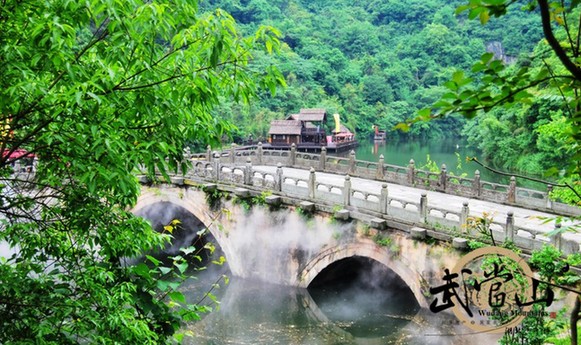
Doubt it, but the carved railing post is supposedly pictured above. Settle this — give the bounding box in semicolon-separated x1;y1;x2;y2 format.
308;168;316;199
206;145;212;162
179;147;190;176
230;144;236;164
460;201;469;232
257;142;263;165
31;157;38;173
213;154;221;181
379;183;388;214
244;157;252;185
420;193;428;223
13;160;22;174
508;176;516;203
348;150;356;175
551;223;562;251
376;154;385;179
290;143;296;167
276;163;283;192
319;147;326;171
439;164;447;192
473;170;481;197
343;175;351;206
546;184;554;210
407;159;415;185
505;211;514;242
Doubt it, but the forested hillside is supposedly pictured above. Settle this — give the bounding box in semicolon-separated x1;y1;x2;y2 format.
199;0;542;143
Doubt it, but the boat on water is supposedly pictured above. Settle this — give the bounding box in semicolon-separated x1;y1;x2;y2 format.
266;109;358;152
373;125;387;141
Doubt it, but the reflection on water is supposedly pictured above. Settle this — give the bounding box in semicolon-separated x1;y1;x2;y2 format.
182;267;501;345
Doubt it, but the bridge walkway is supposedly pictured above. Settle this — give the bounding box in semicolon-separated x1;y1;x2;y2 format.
253;165;581;244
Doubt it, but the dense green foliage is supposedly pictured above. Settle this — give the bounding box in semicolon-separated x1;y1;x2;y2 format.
0;0;282;343
199;0;543;141
419;1;581;343
409;0;581;195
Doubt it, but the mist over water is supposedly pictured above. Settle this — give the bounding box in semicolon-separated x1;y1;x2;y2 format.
308;256;420;339
184;271;499;345
137;202;501;344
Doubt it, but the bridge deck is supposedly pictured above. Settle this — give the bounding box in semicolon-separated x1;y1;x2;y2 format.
253;165;581;244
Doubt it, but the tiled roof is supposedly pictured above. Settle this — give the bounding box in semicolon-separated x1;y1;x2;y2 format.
268;120;302;135
296;108;327;122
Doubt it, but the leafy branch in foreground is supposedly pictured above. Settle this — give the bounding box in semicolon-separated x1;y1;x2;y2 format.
402;1;581;177
400;1;581;343
0;0;283;343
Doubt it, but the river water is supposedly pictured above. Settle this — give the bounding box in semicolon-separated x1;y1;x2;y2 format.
349;138;546;191
169;138;515;344
181;265;501;345
167;221;503;344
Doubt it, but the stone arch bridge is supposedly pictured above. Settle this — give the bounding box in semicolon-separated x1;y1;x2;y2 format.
133;184;461;309
132;145;581;308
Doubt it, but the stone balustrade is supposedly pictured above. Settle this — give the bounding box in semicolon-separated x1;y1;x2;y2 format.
208;143;581;217
184;153;579;256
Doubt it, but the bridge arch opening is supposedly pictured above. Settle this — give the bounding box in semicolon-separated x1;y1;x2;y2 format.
134;201;227;269
306;256;420;338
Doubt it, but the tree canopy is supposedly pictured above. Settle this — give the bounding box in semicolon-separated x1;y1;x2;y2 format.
0;0;283;343
406;1;581;342
403;1;581;187
199;0;543;141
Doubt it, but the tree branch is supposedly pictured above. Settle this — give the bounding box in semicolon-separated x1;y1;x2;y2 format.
538;0;581;81
112;59;241;92
469;157;581;201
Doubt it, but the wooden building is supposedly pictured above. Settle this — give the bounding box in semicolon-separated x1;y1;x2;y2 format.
268;120;303;145
267;108;356;152
269;109;328;147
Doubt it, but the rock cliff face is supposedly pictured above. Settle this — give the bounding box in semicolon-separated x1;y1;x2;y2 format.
486;41;517;64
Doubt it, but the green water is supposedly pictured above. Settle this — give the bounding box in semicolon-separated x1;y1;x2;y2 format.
182;273;496;345
349;138;547;191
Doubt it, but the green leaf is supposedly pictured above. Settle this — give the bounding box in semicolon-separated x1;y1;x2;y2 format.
443;81;458;91
134;263;151;279
146;255;161;267
175;261;188;274
418;108;431;120
481;52;494;64
169;291;187;304
157;279;170;292
479;10;490;24
158;266;171;275
180;246;196;255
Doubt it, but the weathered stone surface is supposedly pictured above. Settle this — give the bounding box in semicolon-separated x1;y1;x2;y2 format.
170;176;184;185
234;188;251;198
410;227;427;240
135;184;467;310
203;183;217;192
299;201;315;212
370;218;387;230
452;237;469;250
334;209;350;220
136;175;149;184
265;195;282;206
